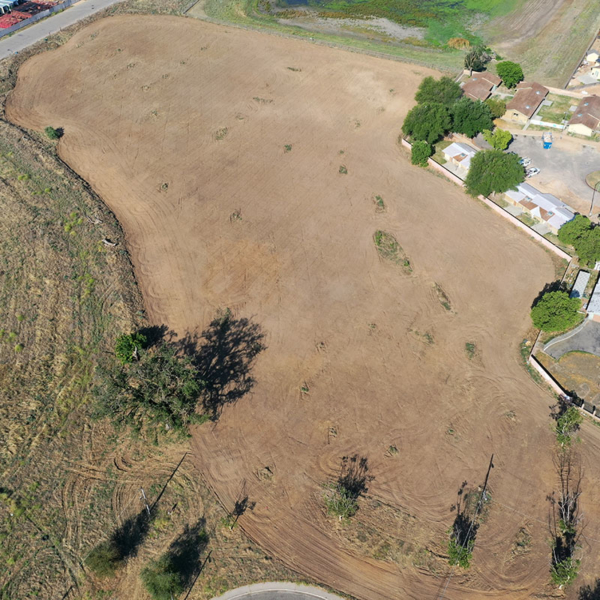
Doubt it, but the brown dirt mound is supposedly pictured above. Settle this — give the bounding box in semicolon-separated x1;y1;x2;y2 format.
7;14;600;599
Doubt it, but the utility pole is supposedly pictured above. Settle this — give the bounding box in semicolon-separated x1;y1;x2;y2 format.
436;455;495;600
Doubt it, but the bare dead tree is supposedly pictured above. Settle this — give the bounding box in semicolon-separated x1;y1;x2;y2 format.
548;448;584;587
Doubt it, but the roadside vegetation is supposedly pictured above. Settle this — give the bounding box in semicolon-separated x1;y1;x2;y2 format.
558;216;600;268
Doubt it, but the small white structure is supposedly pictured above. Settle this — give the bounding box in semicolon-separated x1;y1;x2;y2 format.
587;278;600;321
571;270;590;299
504;182;575;234
442;142;478;175
587;51;600;64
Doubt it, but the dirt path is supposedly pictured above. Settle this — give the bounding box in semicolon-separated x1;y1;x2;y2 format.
7;15;600;598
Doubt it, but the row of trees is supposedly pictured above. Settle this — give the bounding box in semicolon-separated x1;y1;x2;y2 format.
404;76;525;198
403;76;496;146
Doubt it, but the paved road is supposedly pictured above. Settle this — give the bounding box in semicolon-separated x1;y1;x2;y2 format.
212;583;346;600
0;0;125;60
544;319;600;360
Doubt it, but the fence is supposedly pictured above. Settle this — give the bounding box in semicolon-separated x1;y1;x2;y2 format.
0;0;77;40
400;137;572;262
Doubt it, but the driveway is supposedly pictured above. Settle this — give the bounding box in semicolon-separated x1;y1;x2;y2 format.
543;319;600;360
212;583;346;600
507;134;600;216
0;0;125;61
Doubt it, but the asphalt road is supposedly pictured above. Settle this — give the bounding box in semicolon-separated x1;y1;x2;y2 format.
0;0;125;60
212;583;346;600
508;135;599;208
544;319;600;360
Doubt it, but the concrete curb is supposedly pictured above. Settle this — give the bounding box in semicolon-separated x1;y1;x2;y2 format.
211;583;346;600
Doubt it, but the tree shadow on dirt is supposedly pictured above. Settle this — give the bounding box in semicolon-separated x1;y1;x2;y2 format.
177;309;266;419
166;518;209;590
111;510;153;561
137;324;173;348
531;280;565;309
338;454;372;498
579;580;600;599
450;481;479;538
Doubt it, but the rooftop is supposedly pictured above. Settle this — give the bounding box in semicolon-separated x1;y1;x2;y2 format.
506;82;549;118
461;71;502;101
568;95;600;131
571;271;591;299
588;278;600;314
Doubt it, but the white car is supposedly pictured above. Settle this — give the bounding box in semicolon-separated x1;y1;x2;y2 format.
526;167;541;178
519;157;532;167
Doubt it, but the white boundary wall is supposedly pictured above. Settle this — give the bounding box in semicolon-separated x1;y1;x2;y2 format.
400;138;572;262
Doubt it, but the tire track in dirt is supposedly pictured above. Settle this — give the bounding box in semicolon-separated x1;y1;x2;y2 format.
8;15;600;599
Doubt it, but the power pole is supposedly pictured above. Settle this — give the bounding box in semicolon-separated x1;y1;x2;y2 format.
436;455;495;600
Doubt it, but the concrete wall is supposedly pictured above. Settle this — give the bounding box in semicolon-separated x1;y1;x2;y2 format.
567;123;595;137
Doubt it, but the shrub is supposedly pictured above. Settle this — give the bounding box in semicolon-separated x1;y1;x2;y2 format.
323;482;359;520
44;126;61;140
448;536;474;568
451;98;494;138
141;555;184;600
496;61;524;88
448;37;470;49
86;541;121;578
465;150;524;197
464;44;491;73
551;556;580;588
555;406;583;446
411;141;432;166
484;97;507;119
482;128;512;150
402;103;451;144
115;332;148;364
530;291;582;332
414;76;462;106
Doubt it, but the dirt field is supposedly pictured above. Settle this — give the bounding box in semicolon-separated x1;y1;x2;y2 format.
482;0;600;87
8;14;600;599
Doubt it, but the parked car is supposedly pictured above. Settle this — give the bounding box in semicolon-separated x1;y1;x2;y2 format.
526;167;541;178
519;157;532;167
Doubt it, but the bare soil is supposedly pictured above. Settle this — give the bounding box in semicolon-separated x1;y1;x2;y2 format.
8;15;600;599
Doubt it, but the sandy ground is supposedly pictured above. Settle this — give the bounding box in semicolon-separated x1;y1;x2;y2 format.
8;15;600;599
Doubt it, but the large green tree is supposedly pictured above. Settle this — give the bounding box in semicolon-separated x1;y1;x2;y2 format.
558;216;600;267
452;98;494;138
402;103;451;144
93;342;206;439
465;150;524;197
496;61;524;88
530;291;582;332
558;215;592;246
415;76;463;106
